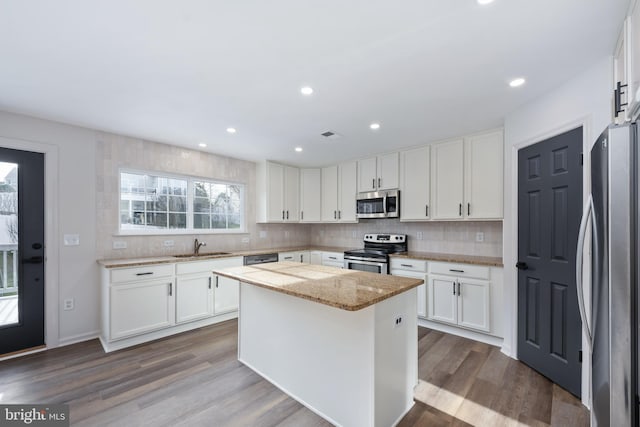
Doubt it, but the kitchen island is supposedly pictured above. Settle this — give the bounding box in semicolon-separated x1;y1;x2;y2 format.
213;261;423;427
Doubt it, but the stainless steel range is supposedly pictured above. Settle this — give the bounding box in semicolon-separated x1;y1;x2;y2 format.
343;234;407;275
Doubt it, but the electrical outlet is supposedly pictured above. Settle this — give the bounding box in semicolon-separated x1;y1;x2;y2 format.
476;232;485;242
394;315;403;328
241;237;250;243
113;241;127;249
63;234;80;246
63;298;74;311
416;232;423;240
163;240;174;247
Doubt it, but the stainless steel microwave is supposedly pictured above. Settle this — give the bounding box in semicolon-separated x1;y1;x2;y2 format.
356;190;399;219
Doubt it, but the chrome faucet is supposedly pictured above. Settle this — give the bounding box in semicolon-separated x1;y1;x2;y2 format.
194;238;207;255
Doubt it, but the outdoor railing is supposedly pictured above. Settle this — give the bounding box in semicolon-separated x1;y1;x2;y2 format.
0;244;18;297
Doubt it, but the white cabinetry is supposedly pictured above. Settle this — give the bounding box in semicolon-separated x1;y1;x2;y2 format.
278;251;311;263
613;2;640;121
357;152;399;192
321;161;357;222
321;251;344;268
310;251;322;265
175;275;213;324
430;131;503;220
257;161;299;223
427;262;491;333
390;258;427;318
300;168;321;222
400;146;430;221
210;257;243;314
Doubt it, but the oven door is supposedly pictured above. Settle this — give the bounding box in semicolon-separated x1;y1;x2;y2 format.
344;258;388;274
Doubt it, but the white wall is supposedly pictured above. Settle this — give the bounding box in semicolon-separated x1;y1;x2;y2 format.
502;56;613;405
0;110;98;346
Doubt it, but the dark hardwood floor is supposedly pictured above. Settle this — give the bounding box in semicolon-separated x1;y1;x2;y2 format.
0;320;589;426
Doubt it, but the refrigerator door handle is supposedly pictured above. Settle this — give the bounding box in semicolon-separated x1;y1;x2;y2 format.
576;194;594;348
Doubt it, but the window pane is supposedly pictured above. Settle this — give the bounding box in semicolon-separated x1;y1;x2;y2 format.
169;213;187;229
193;214;210;229
146;212;167;228
194;197;210;213
169;196;187;212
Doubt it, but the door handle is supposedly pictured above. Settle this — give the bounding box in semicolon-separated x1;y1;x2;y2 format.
515;262;529;270
22;256;43;264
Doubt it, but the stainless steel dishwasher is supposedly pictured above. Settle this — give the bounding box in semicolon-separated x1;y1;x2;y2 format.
243;253;278;266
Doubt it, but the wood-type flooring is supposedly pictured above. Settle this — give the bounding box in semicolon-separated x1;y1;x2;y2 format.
0;320;589;426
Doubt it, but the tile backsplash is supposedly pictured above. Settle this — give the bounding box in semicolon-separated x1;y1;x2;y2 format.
96;132;502;260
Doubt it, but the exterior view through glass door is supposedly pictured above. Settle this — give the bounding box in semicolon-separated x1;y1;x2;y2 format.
0;147;45;355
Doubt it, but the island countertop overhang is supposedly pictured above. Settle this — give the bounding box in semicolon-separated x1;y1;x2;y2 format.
213;261;424;311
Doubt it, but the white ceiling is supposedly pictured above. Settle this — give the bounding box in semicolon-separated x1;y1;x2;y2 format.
0;0;629;167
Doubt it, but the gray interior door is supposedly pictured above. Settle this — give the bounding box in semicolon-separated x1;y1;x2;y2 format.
517;127;583;397
0;147;45;355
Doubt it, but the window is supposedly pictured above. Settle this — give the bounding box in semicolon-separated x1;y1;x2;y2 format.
119;171;244;233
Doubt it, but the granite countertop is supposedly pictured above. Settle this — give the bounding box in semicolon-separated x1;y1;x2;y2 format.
98;246;503;268
214;261;424;311
390;251;503;267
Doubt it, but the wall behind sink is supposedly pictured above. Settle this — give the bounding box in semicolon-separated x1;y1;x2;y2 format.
96;132;311;259
309;220;502;257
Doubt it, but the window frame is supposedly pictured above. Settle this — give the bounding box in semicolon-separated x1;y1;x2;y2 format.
117;168;247;236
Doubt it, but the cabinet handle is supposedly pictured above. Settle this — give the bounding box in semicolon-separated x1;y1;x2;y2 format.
208;277;212;289
284;256;293;260
136;272;153;276
457;282;461;296
459;203;462;216
426;205;429;217
286;210;289;220
467;203;470;216
378;177;381;188
400;264;414;268
282;210;285;220
300;254;303;262
334;210;337;219
169;283;173;296
216;276;219;288
329;256;337;260
301;211;304;220
449;269;464;273
452;282;456;295
338;210;341;219
372;178;375;189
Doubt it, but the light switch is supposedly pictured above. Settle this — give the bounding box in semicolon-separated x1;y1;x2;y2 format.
63;234;80;246
113;241;127;249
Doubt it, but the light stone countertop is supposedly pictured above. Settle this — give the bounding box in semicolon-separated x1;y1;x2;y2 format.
214;261;424;311
97;246;503;268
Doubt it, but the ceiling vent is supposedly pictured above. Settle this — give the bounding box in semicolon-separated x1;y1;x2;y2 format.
321;130;342;140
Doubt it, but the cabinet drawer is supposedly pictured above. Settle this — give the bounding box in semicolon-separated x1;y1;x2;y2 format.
110;264;174;284
322;252;344;263
390;258;427;272
176;260;216;275
279;252;298;262
429;262;490;280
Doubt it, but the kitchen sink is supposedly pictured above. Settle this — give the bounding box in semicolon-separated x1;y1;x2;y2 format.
174;252;231;258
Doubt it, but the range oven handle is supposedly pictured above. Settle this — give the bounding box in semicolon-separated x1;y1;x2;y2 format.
383;193;387;215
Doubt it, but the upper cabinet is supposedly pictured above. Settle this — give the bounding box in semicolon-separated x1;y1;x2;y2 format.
256;161;299;223
464;130;503;219
322;161;357;222
431;139;464;220
400;146;431;220
300;168;321;222
357;153;399;192
614;2;640;122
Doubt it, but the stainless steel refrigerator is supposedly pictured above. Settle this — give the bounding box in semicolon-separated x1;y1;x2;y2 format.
577;123;639;426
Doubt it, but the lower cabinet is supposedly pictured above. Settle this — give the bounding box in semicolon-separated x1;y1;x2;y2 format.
390;258;428;318
321;251;344;268
214;274;240;314
175;274;213;324
278;251;311;263
110;278;175;340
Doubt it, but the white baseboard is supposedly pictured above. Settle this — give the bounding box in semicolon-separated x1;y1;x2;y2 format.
57;330;100;348
418;318;504;348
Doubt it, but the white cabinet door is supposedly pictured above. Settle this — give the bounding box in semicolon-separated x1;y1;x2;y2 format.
110;279;174;340
431;139;464;219
464;131;503;219
176;275;213;324
310;251;322;265
377;152;399;190
300;251;311;263
400;146;430;220
267;162;285;222
391;268;427;318
214;275;239;314
300;168;321;222
357;157;377;192
457;278;490;332
615;19;630;123
338;161;357;222
321;165;338;222
284;165;299;222
279;251;299;262
427;275;457;325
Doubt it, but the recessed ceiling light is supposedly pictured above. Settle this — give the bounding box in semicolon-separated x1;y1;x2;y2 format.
295;147;303;152
477;0;494;4
226;127;237;134
509;77;526;88
300;86;314;96
198;143;207;148
370;123;381;130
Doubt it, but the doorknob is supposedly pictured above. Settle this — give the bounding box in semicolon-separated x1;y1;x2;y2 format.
515;262;529;270
22;256;44;264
